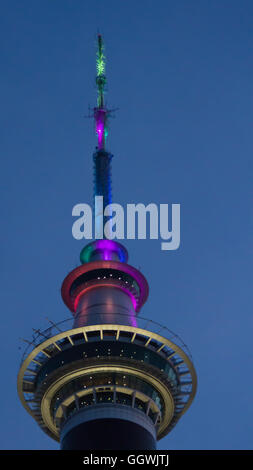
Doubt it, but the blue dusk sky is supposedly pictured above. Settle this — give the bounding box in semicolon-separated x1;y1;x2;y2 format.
0;0;252;449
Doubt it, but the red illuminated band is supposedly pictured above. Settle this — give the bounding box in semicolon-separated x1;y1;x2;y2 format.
61;260;149;313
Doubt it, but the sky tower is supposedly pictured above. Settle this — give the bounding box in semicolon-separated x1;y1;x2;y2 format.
17;35;197;450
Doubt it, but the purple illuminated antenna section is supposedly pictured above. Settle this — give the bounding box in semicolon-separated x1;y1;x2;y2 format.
95;108;107;150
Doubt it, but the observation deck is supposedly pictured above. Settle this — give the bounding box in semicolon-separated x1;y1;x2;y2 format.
18;313;197;448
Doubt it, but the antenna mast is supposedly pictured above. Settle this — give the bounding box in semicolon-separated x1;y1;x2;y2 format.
94;34;108;150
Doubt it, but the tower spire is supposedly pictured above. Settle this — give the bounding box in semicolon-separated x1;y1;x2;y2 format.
92;34;113;239
94;34;108;150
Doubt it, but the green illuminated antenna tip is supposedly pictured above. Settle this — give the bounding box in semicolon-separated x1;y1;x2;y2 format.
96;34;106;77
95;34;107;109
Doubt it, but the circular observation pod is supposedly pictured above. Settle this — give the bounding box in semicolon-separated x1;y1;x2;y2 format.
61;261;149;328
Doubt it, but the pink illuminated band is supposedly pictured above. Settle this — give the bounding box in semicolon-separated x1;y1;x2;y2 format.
73;282;138;312
61;260;149;313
